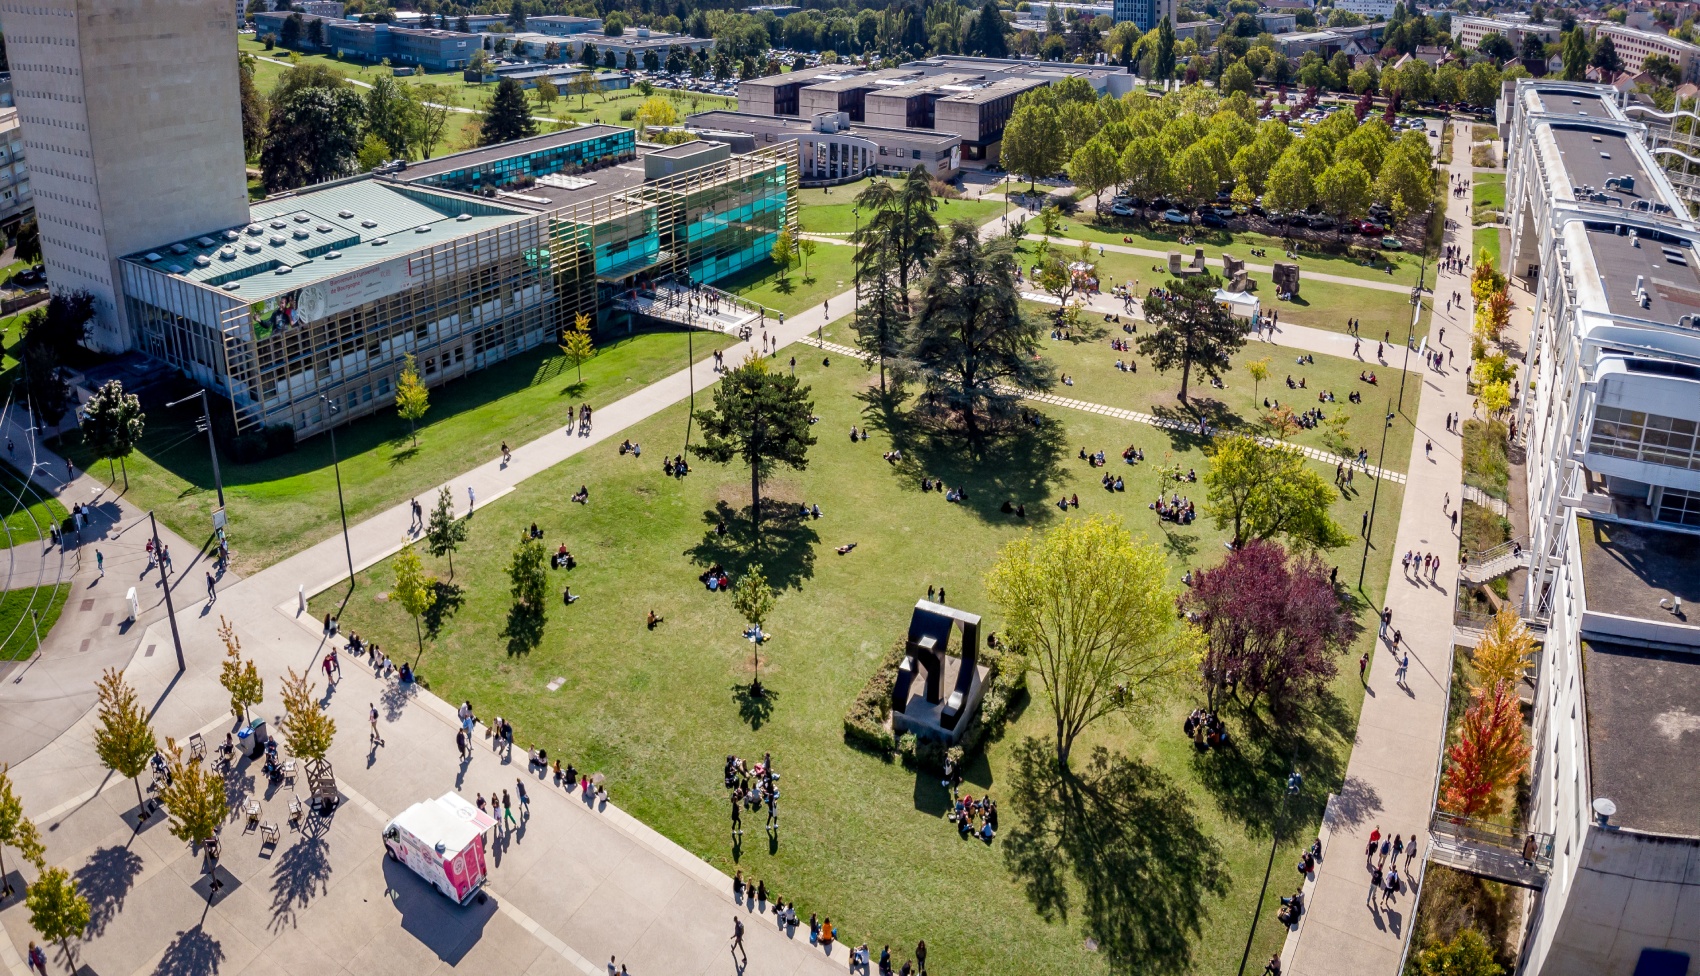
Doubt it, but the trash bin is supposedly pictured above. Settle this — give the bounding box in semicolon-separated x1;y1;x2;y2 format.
246;717;268;758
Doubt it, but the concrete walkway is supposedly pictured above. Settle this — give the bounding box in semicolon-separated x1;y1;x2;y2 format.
1286;120;1476;976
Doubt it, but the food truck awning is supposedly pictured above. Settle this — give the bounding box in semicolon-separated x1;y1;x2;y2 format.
394;793;497;852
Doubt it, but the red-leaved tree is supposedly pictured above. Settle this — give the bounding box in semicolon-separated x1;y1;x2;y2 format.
1180;539;1357;716
1439;681;1530;818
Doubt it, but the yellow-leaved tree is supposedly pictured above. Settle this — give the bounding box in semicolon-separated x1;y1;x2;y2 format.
1472;604;1534;693
395;353;429;447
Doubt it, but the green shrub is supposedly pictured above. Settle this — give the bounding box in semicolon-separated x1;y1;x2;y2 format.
619;107;637;121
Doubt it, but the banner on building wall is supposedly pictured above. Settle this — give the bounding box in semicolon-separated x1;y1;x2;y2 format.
249;291;301;340
951;146;961;172
248;256;418;339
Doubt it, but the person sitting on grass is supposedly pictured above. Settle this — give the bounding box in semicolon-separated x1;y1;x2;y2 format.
647;609;662;630
562;586;579;605
835;542;857;555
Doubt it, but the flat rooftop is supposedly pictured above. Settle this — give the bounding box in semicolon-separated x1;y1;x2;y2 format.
1584;227;1700;320
1551;125;1651;197
868;73;987;99
687;109;962;143
802;69;919;93
1583;639;1700;837
474;157;650;211
1537;89;1609;115
740;65;867;90
398;124;630;181
1578;517;1700;624
123;180;526;301
939;75;1048;105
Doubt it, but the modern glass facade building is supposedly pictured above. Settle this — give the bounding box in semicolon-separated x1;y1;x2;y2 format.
119;132;797;439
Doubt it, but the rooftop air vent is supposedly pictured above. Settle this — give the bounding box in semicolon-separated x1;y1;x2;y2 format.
244;241;262;253
293;228;310;239
170;243;189;255
194;255;211;267
224;229;240;241
456;213;473;221
316;224;333;233
270;220;287;230
167;264;184;274
248;224;265;235
275;265;293;275
339;209;355;218
326;250;342;259
361;219;379;228
222;282;241;291
1593;797;1617;825
270;234;287;246
371;237;389;245
293;214;310;223
196;237;216;248
415;225;431;233
144;252;162;262
219;246;237;259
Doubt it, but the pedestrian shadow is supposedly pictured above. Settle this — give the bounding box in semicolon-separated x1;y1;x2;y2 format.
1002;737;1227;976
151;923;225;976
73;844;144;936
267;834;333;932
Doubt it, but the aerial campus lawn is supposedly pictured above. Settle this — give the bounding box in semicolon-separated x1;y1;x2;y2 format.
1473;173;1506;225
1475;225;1503;268
718;237;860;316
1073;247;1432;339
0;462;72;662
315;342;1406;976
55;328;734;575
959;306;1425;475
1031;214;1431;288
0;582;70;662
796;190;1008;236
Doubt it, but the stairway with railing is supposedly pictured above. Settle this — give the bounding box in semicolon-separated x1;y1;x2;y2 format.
1461;538;1527;584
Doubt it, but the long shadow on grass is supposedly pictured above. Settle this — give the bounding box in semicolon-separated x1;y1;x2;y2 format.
857;392;1071;522
1190;690;1356;837
1004;737;1228;976
685;503;819;593
423;581;464;638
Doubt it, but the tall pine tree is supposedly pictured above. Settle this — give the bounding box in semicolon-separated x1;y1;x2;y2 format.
480;78;538;146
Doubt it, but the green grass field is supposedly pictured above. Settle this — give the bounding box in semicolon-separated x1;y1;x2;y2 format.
1039;216;1429;288
56;329;734;574
313;333;1403;976
0;461;68;543
1473;174;1505;225
0;582;70;662
718;239;860;318
1474;225;1502;268
797;194;1008;236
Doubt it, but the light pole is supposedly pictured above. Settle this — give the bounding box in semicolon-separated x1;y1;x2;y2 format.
319;395;355;588
1237;768;1303;976
1358;401;1395;592
167;389;225;510
852;207;860;305
149;510;186;672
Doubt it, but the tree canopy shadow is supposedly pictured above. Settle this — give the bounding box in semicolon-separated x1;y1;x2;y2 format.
1003;738;1228;976
732;682;776;730
74;844;144;937
858;399;1070;522
1189;688;1355;836
501;603;545;656
268;834;333;932
422;581;464;638
388;445;420;467
684;500;819;593
151;924;225;976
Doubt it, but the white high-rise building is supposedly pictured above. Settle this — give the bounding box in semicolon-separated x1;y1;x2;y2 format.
0;0;251;351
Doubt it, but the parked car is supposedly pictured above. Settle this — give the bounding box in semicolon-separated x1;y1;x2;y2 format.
1357;220;1385;235
1110;204;1138;217
1308;214;1337;230
1200;212;1228;228
1381;235;1404;250
1162;209;1192;224
14;265;44;287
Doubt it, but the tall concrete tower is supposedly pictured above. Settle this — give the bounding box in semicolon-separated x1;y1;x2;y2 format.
0;0;250;351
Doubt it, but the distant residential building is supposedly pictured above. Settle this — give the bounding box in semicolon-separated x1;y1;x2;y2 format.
1589;22;1700;83
1111;0;1173;32
688;109;962;181
0;107;33;236
1452;14;1563;53
1257;11;1298;33
546;28;714;60
251;12;480;70
1270;23;1383;57
298;1;344;17
1333;0;1395;18
6;0;249;351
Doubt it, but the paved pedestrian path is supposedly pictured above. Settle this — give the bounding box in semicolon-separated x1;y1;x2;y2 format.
1286;119;1478;976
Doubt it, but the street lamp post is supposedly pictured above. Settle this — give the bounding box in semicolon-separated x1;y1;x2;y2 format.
149;510;186;672
167;389;225;510
319;395;355;587
1358;401;1395;592
1237;769;1304;976
853;207;860;305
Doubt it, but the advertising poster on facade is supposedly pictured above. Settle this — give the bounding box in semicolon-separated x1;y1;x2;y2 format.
247;257;416;340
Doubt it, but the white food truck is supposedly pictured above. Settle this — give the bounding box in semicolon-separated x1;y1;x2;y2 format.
382;792;493;905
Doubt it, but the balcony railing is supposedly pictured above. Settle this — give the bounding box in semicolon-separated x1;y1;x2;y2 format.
1428;811;1552;888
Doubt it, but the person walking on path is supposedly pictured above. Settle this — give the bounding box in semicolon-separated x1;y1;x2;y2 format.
96;549;104;577
502;789;517;829
766;790;779;832
1367;825;1381;864
1378;836;1391;868
1395;652;1409;688
27;942;47;976
206;571;217;603
369;703;382;746
456;729;469;761
731;916;747;965
1359;652;1369;683
731;792;743;835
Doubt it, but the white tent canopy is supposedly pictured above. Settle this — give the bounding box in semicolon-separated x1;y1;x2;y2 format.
1214;289;1261;319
